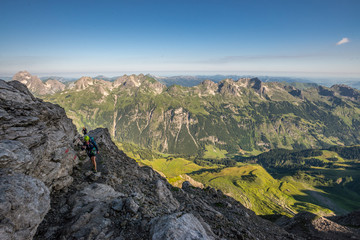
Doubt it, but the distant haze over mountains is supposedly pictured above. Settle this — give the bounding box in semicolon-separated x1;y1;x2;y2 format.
2;71;359;89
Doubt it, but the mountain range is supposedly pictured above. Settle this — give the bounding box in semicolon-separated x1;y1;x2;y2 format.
13;71;360;157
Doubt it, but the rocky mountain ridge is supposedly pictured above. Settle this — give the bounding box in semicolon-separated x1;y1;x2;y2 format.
12;71;66;95
14;71;360;102
30;71;360;155
15;71;166;96
1;80;360;239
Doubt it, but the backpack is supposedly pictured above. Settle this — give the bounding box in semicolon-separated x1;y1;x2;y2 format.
83;136;98;153
89;137;98;149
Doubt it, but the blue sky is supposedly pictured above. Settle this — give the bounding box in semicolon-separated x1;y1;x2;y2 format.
0;0;359;77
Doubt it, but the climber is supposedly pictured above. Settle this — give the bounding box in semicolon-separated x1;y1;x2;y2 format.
82;135;99;173
82;127;88;135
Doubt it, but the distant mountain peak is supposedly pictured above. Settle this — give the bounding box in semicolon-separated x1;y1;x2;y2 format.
12;71;65;95
331;84;360;100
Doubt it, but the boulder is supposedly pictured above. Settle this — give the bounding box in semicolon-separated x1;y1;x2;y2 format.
0;174;50;240
125;197;139;214
150;212;215;240
60;183;125;239
70;183;125;215
155;179;180;212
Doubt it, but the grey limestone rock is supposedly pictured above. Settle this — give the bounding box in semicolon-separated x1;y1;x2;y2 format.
155;179;180;212
61;183;125;239
0;140;33;174
182;180;192;189
111;198;124;211
0;79;79;191
125;197;139;214
0;174;50;240
150;212;215;240
70;183;125;215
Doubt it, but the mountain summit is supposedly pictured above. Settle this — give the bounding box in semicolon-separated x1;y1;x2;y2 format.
12;71;66;95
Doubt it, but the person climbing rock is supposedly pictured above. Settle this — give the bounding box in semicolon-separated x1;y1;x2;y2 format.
82;135;99;172
82;127;88;135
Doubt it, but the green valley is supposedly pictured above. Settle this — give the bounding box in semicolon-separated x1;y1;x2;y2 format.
116;142;360;218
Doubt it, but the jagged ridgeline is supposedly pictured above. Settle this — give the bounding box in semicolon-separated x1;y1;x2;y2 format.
22;72;360;155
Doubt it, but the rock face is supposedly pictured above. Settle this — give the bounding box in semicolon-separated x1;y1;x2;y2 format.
331;84;360;101
0;79;79;239
0;80;79;190
0;140;33;175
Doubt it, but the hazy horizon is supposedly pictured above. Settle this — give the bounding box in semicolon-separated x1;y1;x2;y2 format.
2;70;360;84
1;0;359;79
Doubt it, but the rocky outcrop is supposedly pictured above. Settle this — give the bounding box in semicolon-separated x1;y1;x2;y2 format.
276;211;360;240
237;77;266;94
58;183;125;239
0;79;79;239
332;84;360;101
12;71;65;95
0;79;79;191
198;80;218;96
318;86;334;97
284;85;303;98
0;174;50;240
113;74;166;94
155;179;180;211
44;79;66;93
70;76;112;91
218;79;241;96
150;212;215;240
328;210;360;228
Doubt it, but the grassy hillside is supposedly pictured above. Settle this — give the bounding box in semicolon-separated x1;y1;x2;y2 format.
191;164;333;216
115;141;360;217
